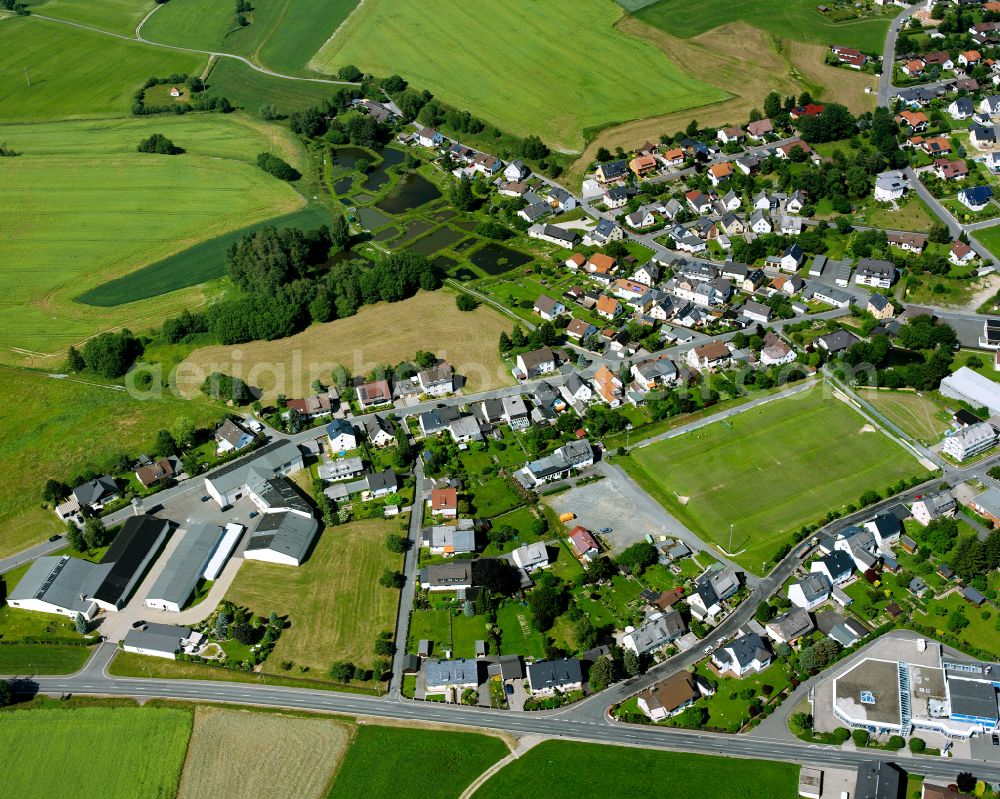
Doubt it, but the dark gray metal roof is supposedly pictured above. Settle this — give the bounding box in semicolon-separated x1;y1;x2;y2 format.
146;524;224;607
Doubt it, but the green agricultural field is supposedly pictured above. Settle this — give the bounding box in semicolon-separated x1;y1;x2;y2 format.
0;367;224;558
257;0;360;74
624;387;926;572
201;58;344;115
79;204;331;307
139;0;282;55
0;707;192;799
27;0;155;36
226;519;402;671
0;115;305;356
0;643;92;674
476;740;797;799
326;725;509;799
310;0;730;151
0;17;203;121
635;0;893;53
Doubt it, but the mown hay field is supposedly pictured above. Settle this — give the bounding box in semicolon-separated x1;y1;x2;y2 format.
176;290;515;401
178;707;350;799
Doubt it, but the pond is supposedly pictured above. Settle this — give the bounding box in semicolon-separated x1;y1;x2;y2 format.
330;146;374;171
326;248;372;268
376;173;441;214
333;176;354;195
432;255;458;273
432;209;456;222
362;147;406;192
395;220;433;245
407;227;464;256
355;206;392;230
372;226;401;242
453;238;477;252
450;266;478;281
454;219;478;232
469;243;534;275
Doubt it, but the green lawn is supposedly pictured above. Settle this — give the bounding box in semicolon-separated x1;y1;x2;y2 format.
696;662;791;731
27;0;156;35
920;593;1000;658
469;476;524;517
257;0;360;74
635;0;892;52
310;0;730;150
0;706;192;799
476;740;797;799
0;643;92;675
202;57;344;115
0;367;224;558
624;386;926;572
0;114;304;355
407;608;488;659
326;725;509;799
226;518;403;671
0;16;203;121
858;389;951;445
975;224;1000;261
140;0;283;55
496;601;547;660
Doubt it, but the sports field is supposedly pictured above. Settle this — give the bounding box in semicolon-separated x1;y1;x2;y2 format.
0;366;224;558
310;0;730;151
635;0;893;52
625;387;925;570
176;290;515;401
0;707;192;799
476;741;797;799
0;17;203;121
0;115;304;357
858;389;950;444
178;707;350;799
28;0;155;36
327;725;509;799
226;519;402;671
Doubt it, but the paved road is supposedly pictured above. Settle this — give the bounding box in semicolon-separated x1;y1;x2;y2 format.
0;537;66;576
389;460;427;696
877;5;923;106
24;665;1000;781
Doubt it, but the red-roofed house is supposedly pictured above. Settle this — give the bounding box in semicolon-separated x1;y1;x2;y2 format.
950;241;976;266
429;487;458;518
568;526;601;560
789;103;824;119
934;159;969;180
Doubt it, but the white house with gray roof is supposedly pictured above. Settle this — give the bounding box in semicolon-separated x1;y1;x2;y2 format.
621;610;686;655
123;623;201;660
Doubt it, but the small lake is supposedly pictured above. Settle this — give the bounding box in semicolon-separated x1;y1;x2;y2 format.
469;243;533;275
408;227;463;256
454;220;478;232
451;266;477;281
372;226;400;242
453;238;477;252
355;206;392;230
395;220;433;245
432;209;455;222
333;176;354;195
432;255;458;273
377;173;441;214
330;146;374;171
362;147;405;192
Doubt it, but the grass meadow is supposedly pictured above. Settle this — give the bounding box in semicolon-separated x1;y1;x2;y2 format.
26;0;156;35
975;224;1000;260
0;17;203;121
326;725;509;799
310;0;730;150
226;519;403;671
176;290;515;401
178;707;350;799
258;0;359;73
140;0;284;55
858;389;950;444
624;387;925;571
0;707;192;799
476;741;797;798
0;643;92;674
0;367;224;558
635;0;893;52
0;115;304;357
202;57;344;114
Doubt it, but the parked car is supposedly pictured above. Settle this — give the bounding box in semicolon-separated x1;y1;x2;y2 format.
600;527;613;534
248;511;258;519
132;620;146;629
703;645;713;654
48;534;61;542
200;496;210;503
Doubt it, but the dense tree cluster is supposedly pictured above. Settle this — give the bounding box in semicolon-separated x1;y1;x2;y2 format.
255;152;300;181
137;133;182;155
77;329;142;378
839;315;957;391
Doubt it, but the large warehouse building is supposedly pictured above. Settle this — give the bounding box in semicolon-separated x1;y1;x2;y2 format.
203;440;304;508
8;515;170;617
145;524;226;612
939;367;1000;417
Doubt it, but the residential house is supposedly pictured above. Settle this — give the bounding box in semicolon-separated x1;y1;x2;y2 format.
855;258;895;289
420;562;473;591
428;487;458;518
362;415;396;448
686;567;740;621
448;415;483;444
637;671;711;721
533;294;566;321
760;332;796;366
135;457;179;489
586;218;624;246
526;658;583;694
501;395;531;431
971;487;1000;525
868;292;894;319
687;341;731;371
943;421;997;461
746;118;774;140
948;97;975;120
592;365;623;407
887;231;926;253
628;154;658;177
566;318;598;341
548;187;576;211
595;295;622;320
71;475;120;512
595;159;628;183
777;139;814;160
356;379;392;409
873;170;907;202
472;153;503;176
215;419;254;454
811;550;855;586
911;491;957;525
959;49;982;68
568;525;600;560
712;632;771;677
749;209;773;234
865;512;902;549
498;180;529;198
527;224;579;248
560;373;593;407
518;202;550;224
661;148;685;167
503;160;530;181
742;300;771;324
622;610;686;655
516;347;558;378
902;59;925;77
950;241;977;266
626;207;657;228
416;127;444;148
517;440;593;488
959;185;994;211
896;110;929;131
708;162;733;186
325;418;358;452
716;126;744;144
983;95;1000;116
512;542;549;572
835;526;881;570
780;243;805;272
765;608;815;645
685;190;713;214
934;159;969;180
285;389;337;420
789;573;832;610
424;658;480;697
971;124;997;148
603;186;630;209
417;362;454;396
631;357;678;392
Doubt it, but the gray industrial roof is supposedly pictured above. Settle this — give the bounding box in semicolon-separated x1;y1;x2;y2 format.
146;524;224;607
255;477;312;514
206;440;301;495
949;676;1000;721
8;555;107;614
123;623;192;655
424;658;480;686
245;511;318;563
